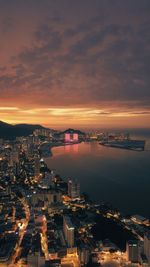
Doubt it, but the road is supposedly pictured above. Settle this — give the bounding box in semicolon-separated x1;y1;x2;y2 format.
61;254;80;267
8;198;30;267
40;215;50;261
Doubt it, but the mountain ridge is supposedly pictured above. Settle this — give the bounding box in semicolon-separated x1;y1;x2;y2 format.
0;121;49;139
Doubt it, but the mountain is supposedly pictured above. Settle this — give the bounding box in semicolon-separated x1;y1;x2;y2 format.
0;121;47;139
61;128;85;135
0;121;12;128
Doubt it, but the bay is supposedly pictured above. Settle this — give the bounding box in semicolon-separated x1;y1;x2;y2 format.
45;131;150;217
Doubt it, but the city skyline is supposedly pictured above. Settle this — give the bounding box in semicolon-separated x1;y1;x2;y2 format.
0;2;150;265
0;0;150;128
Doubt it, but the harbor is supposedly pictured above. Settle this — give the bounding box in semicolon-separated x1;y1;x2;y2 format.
99;133;145;151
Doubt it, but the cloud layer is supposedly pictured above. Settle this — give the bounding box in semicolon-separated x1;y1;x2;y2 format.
0;0;150;127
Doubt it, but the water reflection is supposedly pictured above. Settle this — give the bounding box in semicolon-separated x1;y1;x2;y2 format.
73;144;79;154
64;144;79;154
65;144;71;153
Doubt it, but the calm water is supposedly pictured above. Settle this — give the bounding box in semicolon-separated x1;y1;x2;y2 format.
45;132;150;217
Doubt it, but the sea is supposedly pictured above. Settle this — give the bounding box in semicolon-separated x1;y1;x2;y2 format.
45;128;150;218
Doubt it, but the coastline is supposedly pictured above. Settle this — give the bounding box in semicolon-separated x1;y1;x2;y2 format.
43;140;150;217
40;141;81;157
39;157;149;252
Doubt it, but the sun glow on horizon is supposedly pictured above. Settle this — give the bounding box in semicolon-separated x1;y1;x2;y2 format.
0;106;150;129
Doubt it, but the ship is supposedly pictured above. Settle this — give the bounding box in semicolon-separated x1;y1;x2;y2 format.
99;133;145;151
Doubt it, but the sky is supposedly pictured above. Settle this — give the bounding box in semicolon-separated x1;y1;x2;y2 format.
0;0;150;129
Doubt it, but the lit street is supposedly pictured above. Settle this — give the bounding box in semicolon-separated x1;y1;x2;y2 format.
8;198;30;267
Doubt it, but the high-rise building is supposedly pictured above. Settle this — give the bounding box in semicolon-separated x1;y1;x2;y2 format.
39;172;52;189
63;216;75;248
126;240;139;263
34;155;40;179
68;179;80;199
64;131;79;143
0;139;3;147
144;233;150;265
79;244;90;266
13;162;20;176
27;252;45;267
34;128;52;137
32;188;62;209
9;150;19;166
73;133;78;142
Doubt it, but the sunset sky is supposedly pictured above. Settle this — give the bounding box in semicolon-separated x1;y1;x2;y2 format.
0;0;150;129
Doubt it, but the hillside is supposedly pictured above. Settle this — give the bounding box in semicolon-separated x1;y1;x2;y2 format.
0;121;47;139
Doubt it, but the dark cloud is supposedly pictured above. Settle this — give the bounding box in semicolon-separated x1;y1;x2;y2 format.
1;16;15;33
0;0;150;113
